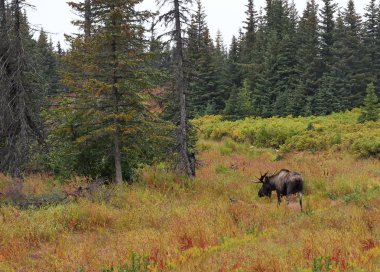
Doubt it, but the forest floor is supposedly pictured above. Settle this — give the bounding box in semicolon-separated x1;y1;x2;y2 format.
0;140;380;271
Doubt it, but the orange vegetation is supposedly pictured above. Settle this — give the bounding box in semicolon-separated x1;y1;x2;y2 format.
0;140;379;271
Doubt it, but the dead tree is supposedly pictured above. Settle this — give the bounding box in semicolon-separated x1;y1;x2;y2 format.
0;0;44;176
157;0;195;177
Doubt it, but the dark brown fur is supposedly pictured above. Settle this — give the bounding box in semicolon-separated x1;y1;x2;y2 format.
257;169;304;211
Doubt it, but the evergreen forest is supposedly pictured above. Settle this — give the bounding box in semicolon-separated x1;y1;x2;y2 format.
1;0;380;180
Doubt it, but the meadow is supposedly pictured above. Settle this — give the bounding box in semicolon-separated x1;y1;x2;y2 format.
0;110;380;272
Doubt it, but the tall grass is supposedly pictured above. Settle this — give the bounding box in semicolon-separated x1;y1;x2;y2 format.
0;111;380;271
1;143;379;271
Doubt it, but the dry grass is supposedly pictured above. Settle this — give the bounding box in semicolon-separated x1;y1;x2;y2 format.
0;140;380;271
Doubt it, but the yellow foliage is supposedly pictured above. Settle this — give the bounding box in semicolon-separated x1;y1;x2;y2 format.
194;109;380;158
1;135;380;271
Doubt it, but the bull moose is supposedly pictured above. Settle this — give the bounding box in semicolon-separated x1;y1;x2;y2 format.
255;169;304;211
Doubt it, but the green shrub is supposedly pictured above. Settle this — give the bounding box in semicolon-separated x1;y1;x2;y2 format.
220;146;233;156
194;109;380;157
223;138;238;151
219;139;239;156
102;252;150;272
351;135;380;158
312;256;334;272
197;141;212;152
282;132;331;152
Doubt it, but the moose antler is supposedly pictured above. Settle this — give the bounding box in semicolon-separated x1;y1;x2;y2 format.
253;171;268;183
258;171;268;178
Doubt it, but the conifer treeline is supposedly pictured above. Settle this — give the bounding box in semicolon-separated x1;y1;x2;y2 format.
184;0;380;119
1;0;379;179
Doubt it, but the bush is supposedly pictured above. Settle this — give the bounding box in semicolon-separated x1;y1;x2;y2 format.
351;135;380;158
102;253;150;272
194;109;380;158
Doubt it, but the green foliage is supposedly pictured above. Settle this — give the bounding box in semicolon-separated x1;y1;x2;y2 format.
194;109;380;158
224;80;253;120
312;75;337;115
358;83;379;123
102;253;150;272
217;0;380;119
44;0;172;181
215;164;230;174
351;134;380;158
45;104;175;179
312;256;335;272
196;141;211;152
186;1;222;117
219;138;239;156
36;29;60;96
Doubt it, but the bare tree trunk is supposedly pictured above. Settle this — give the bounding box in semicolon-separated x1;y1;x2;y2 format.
173;0;195;177
114;128;123;184
111;3;123;184
113;77;123;184
10;0;28;176
84;0;91;39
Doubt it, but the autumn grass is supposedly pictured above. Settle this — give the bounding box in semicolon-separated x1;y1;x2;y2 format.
0;139;380;271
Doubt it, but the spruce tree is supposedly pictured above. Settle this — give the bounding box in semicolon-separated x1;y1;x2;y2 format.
256;0;300;117
297;0;321;105
358;83;379;123
244;0;257;40
241;0;257;63
313;75;336;115
224;80;252;120
327;12;350;112
226;35;244;91
319;0;337;74
276;1;300;116
186;0;216;117
37;29;60;95
56;41;64;56
211;31;229;113
54;0;157;182
362;0;378;85
342;0;366;108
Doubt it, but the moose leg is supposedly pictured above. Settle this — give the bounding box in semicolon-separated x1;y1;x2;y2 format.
299;192;303;212
286;186;292;207
276;191;282;206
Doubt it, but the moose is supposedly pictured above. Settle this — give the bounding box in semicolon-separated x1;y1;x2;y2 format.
254;169;304;212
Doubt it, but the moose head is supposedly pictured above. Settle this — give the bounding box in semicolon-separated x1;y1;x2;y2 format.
254;172;272;198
